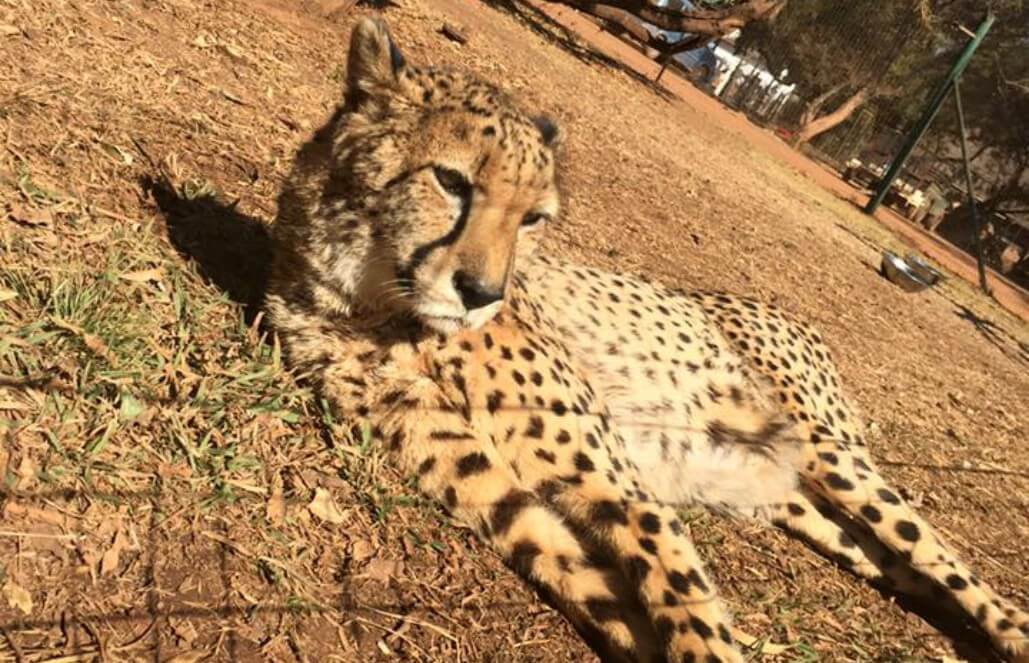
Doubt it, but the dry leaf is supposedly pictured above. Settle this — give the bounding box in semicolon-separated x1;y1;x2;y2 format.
440;23;469;45
119;393;146;421
15;455;36;490
0;289;17;303
351;538;375;563
732;627;789;656
119;267;164;283
51;318;118;366
3;580;33;615
157;461;192;479
220;42;245;60
170;617;199;645
100;527;130;576
3;501;67;527
364;557;402;583
742;612;772;627
220;89;245;105
308;487;345;524
223;479;265;495
8;202;53;227
0;334;28;348
266;474;285;526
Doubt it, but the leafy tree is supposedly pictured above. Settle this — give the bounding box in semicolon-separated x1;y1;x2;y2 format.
736;0;928;144
931;3;1029;287
734;0;1027;285
737;1;1026;202
927;1;1029;216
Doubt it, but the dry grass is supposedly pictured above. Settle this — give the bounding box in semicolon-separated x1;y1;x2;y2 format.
0;0;1025;661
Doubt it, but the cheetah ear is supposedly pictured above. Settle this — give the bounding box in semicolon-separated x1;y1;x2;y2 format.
346;17;405;106
533;115;561;148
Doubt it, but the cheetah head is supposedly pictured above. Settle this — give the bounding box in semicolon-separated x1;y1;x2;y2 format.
286;17;561;335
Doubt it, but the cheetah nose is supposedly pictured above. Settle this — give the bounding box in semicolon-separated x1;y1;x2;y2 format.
452;270;504;311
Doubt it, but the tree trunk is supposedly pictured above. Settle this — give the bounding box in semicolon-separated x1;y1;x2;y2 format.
796;83;845;130
577;0;785;53
793;86;868;145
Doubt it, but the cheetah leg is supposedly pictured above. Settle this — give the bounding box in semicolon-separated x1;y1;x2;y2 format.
801;443;1029;660
696;295;1028;660
395;393;659;662
599;496;744;663
263;318;650;661
769;488;934;598
511;442;744;662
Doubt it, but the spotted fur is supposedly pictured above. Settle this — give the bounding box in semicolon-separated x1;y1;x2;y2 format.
265;17;1028;663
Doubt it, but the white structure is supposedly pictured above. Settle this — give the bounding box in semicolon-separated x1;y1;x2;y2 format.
711;31;795;101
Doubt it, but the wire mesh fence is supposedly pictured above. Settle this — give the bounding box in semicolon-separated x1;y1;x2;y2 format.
633;0;1028;289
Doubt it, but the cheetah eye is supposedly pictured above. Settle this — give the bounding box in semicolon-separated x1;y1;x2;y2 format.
432;166;471;198
521;212;548;228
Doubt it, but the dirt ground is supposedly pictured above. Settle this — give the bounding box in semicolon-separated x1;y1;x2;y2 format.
0;0;1026;662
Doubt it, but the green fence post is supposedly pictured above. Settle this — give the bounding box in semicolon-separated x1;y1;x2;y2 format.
863;12;994;214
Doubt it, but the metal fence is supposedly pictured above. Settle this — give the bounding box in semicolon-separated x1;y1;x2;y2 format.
705;2;1028;288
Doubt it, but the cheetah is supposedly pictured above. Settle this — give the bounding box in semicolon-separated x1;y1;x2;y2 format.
265;17;1029;662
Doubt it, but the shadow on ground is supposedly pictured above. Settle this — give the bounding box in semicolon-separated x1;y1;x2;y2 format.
954;303;1029;366
140;174;637;661
142;175;272;324
833;222;1029;366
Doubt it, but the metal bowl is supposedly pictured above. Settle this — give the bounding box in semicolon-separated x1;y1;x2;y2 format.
881;251;932;292
904;253;944;286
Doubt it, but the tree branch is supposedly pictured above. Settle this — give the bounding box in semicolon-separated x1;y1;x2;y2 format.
659;34;710;58
797;82;846;127
993;54;1029;96
577;0;785;46
795;86;869;144
941;143;990;165
588;3;656;45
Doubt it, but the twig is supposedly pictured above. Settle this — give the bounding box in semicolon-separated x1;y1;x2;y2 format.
366;607;458;643
111;619;156;652
349;616;429;659
36;652;100;663
0;530;80;540
440;23;468;45
0;626;25;663
80;620;107;662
